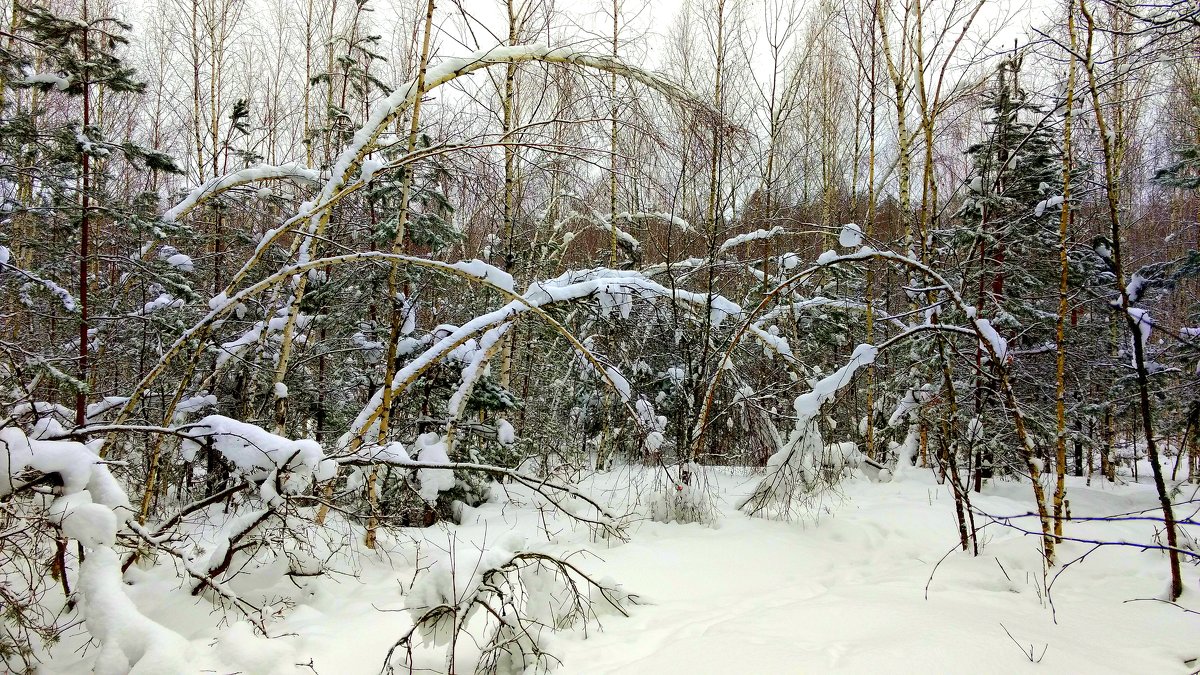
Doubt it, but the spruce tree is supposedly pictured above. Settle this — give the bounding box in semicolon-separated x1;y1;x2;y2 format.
952;56;1085;481
957;56;1067;337
1;1;180;422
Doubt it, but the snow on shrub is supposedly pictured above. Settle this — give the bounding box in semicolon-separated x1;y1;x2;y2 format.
0;426;190;672
390;534;638;673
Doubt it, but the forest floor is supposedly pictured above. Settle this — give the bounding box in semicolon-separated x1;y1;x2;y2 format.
42;464;1200;674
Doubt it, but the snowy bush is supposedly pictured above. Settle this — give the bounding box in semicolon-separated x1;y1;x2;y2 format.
386;536;639;674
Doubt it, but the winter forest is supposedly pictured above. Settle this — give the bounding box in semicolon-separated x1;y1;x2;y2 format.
2;0;1200;670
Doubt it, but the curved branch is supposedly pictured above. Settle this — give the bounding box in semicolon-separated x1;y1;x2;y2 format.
162;164;322;224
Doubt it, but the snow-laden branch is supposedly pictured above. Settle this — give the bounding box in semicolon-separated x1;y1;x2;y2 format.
738;344;878;516
162;164;322;224
553;209;642;259
708;246;1052;521
345;267;742;445
103;250;737;463
278;43;709;269
138;45;713;443
0;246;77;311
324;44;703;207
616;211;697;234
718;226;785;254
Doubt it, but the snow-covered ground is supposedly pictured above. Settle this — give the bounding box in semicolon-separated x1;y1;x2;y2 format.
43;466;1200;674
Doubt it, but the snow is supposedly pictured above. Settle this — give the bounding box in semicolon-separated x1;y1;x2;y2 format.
141;293;183;315
14;34;1199;675
496;419;516;445
216;308;313;369
975;318;1009;362
75;130;109;157
616;211;695;234
175;393;218;416
604;218;641;252
559;472;1199;674
400;297;417;335
838;223;863;248
34;467;1200;675
1127;307;1152;365
162;164;321;223
793;343;877;422
412;432;454;501
636;399;668;451
644;431;664;452
78;547;193;674
7;261;78;309
165;253;194;272
447;325;510;419
208;292;229;311
1126;273;1149;301
359;157;386;183
604;365;632;401
450;259;514;293
966;416;985;443
216;321;268;368
735;344;880;513
1034;195;1065;217
0;427;110;498
887;386;932;428
719;227;783;254
19;71;71;90
597;285;634;318
346;268;739;442
1;427;187;672
353;441;410;465
212;622;292;675
86;396;130;421
53;495;118;548
180;415;324;485
748;325;793;359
